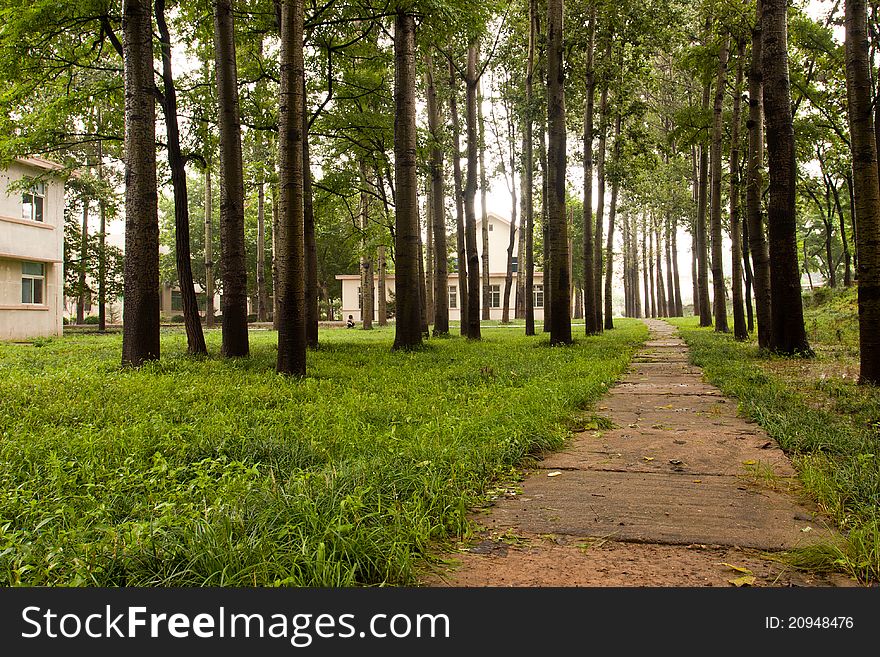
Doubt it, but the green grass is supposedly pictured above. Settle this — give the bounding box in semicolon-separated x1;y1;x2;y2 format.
802;286;860;355
669;314;880;584
0;321;647;586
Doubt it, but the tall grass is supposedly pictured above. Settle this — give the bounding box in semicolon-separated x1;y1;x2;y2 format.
0;321;646;586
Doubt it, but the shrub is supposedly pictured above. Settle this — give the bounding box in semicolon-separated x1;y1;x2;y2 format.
83;315;100;325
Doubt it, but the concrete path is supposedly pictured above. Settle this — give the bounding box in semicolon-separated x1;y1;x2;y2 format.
423;319;852;587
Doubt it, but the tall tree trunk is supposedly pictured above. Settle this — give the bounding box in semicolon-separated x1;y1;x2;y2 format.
691;229;700;317
710;35;730;332
742;214;755;331
392;11;422;350
593;48;610;332
763;0;811;354
448;57;468;335
655;221;667;317
205;167;215;327
77;196;88;325
665;216;674;316
359;161;374;330
97;136;106;331
425;54;449;335
697;78;713;327
424;200;433;327
502;157;518;323
214;0;249;357
671;216;683;315
121;0;160;366
747;0;771;348
378;245;388;327
276;0;306;375
255;39;269;324
603;114;621;330
478;77;491;321
830;177;853;286
642;219;651;319
731;40;748;340
303;90;319;346
633;216;642;318
524;0;537;336
583;8;599;334
464;43;482;339
418;222;429;336
547;0;571;344
845;0;880;383
648;220;656;317
157;0;207;355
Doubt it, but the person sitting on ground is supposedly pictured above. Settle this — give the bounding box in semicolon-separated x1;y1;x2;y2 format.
346;315;355;328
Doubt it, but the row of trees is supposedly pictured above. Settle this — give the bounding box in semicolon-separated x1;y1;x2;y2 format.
1;0;877;382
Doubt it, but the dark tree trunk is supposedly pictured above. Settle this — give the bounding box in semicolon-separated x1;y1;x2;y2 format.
748;0;772;348
276;0;306;375
603;114;621;330
121;0;160;366
392;11;422;350
378;245;388;326
464;43;481;340
303;90;319;346
157;0;207;355
547;0;571;344
97;137;106;331
594;79;609;331
214;0;249;357
77;196;88;325
425;54;449;335
731;40;748;340
710;35;730;332
583;8;599;334
671;216;683;315
524;0;536;336
448;58;468;335
655;222;667;317
478;78;491;322
743;214;755;332
204;166;215;327
763;0;811;354
697;79;712;327
642;219;651;318
359;161;374;330
665;216;674;316
845;0;880;383
829;175;852;286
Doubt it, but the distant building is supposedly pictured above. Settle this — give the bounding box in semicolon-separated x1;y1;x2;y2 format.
337;212;550;323
0;157;65;340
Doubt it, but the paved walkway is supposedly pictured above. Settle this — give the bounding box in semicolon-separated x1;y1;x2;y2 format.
424;319;852;587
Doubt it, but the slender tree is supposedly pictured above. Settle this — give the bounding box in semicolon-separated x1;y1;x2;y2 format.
478;77;491;321
582;7;599;335
425;53;449;335
524;0;537;336
463;43;481;340
448;57;468;334
696;78;712;327
710;35;730;332
730;40;748;340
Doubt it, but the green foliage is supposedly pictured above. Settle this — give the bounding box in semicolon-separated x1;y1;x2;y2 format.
0;321;647;586
670;316;879;584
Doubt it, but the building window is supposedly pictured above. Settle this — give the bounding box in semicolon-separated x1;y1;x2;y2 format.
449;285;457;309
511;256;518;273
489;284;501;308
488;223;493;231
21;262;45;304
533;284;544;309
171;291;206;312
21;184;46;222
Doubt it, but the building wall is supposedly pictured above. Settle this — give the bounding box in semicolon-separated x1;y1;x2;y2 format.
0;160;64;340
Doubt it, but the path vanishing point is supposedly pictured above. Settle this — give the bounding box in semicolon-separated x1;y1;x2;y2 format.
424;319;855;587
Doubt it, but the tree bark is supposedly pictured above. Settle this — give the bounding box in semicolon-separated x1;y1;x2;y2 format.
276;0;306;375
710;35;730;332
425;54;449;335
378;244;388;326
478;77;491;322
747;0;771;347
594;48;611;332
731;40;748;340
121;0;160;366
156;0;207;355
359;161;374;330
303;89;319;346
448;57;468;335
671;215;683;315
205;167;215;327
763;0;811;354
547;0;571;344
697;78;712;327
392;11;422;350
464;43;481;339
97;136;106;331
583;8;599;334
77;196;88;325
524;0;536;336
603;114;621;330
214;0;249;357
845;0;880;383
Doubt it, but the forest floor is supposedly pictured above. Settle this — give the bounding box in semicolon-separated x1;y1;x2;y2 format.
421;319;860;587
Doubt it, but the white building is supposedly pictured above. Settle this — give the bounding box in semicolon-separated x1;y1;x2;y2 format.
0;157;65;340
337;213;548;323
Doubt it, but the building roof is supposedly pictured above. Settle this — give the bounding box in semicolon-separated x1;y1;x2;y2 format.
14;156;65;172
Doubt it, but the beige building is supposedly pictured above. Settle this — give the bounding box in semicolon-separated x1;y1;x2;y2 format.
337;213;548;323
0;157;65;340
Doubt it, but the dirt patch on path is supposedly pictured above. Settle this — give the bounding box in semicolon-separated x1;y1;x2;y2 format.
421;320;856;587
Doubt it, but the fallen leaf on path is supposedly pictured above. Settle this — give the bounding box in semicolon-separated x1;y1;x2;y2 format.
693;479;702;483
719;562;753;574
642;456;655;462
801;526;812;533
728;575;756;587
743;459;757;465
547;471;562;477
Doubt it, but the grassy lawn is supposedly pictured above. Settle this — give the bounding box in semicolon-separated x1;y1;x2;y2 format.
0;320;647;586
669;304;879;584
